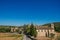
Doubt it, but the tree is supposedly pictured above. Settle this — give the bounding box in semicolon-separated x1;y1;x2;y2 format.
30;24;37;37
49;33;55;40
26;26;30;35
33;28;37;37
23;24;30;35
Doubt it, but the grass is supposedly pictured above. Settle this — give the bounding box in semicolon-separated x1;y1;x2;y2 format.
0;33;23;40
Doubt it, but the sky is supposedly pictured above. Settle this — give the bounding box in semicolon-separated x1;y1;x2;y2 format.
0;0;60;26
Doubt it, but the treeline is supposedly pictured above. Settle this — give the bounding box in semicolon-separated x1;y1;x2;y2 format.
43;22;60;32
0;27;10;32
0;25;15;32
0;22;60;33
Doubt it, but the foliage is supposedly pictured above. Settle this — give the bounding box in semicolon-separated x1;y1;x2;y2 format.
56;36;60;40
43;23;51;27
23;24;37;37
54;22;60;32
43;22;60;32
15;29;19;32
49;33;55;40
0;27;10;32
0;25;15;32
23;24;30;34
50;33;55;37
33;28;37;37
30;24;37;37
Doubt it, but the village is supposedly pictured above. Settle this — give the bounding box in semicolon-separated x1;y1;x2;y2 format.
0;0;60;40
10;23;60;40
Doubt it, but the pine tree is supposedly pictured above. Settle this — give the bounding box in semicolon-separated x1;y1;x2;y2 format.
30;23;37;37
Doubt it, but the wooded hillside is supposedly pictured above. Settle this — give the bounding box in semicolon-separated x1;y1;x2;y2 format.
43;22;60;32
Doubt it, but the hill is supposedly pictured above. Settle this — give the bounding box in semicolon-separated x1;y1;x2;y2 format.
43;22;60;32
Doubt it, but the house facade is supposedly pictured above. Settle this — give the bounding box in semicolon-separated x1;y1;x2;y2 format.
36;24;55;37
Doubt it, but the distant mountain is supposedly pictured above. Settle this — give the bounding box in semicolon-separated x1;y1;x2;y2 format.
43;22;60;32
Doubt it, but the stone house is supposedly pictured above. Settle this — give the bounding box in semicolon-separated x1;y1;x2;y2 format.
36;24;55;37
11;27;23;33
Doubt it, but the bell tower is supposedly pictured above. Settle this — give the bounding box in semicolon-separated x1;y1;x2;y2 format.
51;23;54;29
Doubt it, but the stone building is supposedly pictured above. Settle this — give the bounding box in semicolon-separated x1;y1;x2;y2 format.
11;27;23;33
36;24;55;37
11;27;18;32
11;23;55;37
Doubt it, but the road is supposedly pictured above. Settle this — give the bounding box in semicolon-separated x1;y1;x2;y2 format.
23;35;31;40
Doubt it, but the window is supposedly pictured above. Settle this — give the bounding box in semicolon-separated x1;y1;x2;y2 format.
41;30;43;32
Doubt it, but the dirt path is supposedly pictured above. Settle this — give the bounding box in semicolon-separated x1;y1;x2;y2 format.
23;35;31;40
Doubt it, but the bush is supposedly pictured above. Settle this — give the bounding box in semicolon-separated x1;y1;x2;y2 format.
0;27;10;32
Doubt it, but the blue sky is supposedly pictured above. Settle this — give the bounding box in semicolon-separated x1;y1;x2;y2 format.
0;0;60;26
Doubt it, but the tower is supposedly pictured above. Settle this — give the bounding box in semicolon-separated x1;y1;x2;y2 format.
51;23;54;29
11;28;14;32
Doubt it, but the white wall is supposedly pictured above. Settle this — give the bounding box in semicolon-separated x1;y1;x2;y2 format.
37;30;46;36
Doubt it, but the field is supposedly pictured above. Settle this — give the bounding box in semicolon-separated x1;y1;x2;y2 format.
36;36;51;40
0;33;23;40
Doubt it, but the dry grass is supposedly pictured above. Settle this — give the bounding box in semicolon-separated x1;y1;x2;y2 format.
0;33;23;40
36;36;51;40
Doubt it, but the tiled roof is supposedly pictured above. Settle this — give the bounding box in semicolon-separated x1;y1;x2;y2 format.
36;26;53;30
